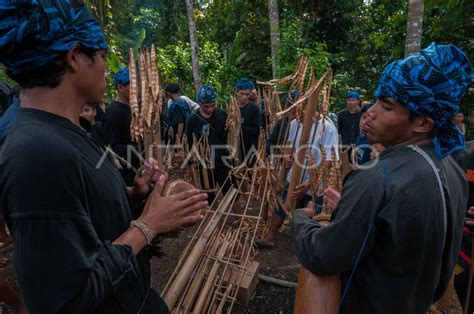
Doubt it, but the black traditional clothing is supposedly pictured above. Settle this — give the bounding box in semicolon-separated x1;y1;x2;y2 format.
337;109;362;146
95;104;105;122
186;108;231;198
266;116;291;156
292;145;467;313
102;100;137;185
0;109;168;313
239;102;261;164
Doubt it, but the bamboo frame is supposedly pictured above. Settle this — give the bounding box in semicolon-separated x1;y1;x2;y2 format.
284;69;329;213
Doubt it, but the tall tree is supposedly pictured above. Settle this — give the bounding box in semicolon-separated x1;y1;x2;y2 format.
268;0;281;79
185;0;202;92
405;0;424;56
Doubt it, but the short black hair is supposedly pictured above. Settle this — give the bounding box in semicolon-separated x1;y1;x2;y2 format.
165;83;180;94
6;46;100;89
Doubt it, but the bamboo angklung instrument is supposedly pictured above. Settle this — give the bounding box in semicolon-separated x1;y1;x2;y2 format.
129;46;164;166
291;70;341;314
163;187;239;309
283;69;328;213
129;49;141;144
226;96;241;165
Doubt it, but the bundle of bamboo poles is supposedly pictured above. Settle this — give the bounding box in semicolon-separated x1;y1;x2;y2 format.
163;156;272;313
256;56;308;89
225;96;242;166
128;45;164;166
257;57;342;313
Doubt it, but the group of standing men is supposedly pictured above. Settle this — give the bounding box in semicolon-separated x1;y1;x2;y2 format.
0;1;473;314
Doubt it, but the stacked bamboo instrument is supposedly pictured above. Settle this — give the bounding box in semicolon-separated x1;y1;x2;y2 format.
162;163;271;313
257;57;342;314
129;45;164;167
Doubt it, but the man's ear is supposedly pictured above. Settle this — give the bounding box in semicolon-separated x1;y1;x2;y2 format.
413;116;435;134
66;45;83;73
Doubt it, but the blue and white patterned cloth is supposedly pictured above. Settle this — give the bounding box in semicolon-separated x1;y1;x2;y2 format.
346;91;360;99
114;67;130;87
374;42;473;159
197;85;217;104
236;78;254;91
0;0;107;75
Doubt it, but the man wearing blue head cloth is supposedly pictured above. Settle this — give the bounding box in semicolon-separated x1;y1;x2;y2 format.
292;43;471;313
164;83;192;145
338;91;363;147
186;85;232;201
235;78;261;166
0;1;208;313
102;67;139;185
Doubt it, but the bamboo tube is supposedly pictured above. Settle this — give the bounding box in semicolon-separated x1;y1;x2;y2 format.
138;48;147;139
284;71;327;212
143;129;153;161
276;140;291;195
129;49;140;142
193;236;232;313
180;236;222;312
216;284;233;314
293;267;341;314
152;129;163;168
163;187;238;309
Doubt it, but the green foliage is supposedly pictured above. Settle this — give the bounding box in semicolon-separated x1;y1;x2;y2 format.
156;38;226;102
276;19;331;79
76;0;474;128
423;0;474;119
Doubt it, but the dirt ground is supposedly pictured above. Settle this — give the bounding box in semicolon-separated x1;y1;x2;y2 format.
0;242;16;314
152;223;299;314
0;223;300;314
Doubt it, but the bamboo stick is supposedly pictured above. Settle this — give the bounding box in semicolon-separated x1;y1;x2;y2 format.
284;70;328;212
180;236;221;312
129;49;140;142
163;187;238;309
259;274;297;288
193;235;232;313
216;283;233;314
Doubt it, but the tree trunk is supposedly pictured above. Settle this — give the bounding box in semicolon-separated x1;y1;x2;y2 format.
184;0;201;93
404;0;424;56
268;0;281;79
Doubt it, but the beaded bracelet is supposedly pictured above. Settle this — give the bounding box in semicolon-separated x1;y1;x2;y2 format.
130;219;156;245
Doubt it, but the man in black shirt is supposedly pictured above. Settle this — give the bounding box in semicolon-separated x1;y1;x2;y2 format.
235;78;261;166
102;67;137;185
293;43;471;313
164;83;191;145
0;2;207;313
266;90;300;156
186;85;230;201
95;102;106;122
337;91;363;147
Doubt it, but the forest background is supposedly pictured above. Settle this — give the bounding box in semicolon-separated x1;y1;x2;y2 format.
2;0;473;138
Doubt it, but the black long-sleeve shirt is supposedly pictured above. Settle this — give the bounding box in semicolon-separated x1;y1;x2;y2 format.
292;145;467;313
0;109;164;313
266;116;291;156
239;101;261;157
186;108;228;168
337;109;362;146
102;101;137;185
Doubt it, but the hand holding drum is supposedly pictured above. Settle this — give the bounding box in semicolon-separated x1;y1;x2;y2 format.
139;174;208;236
